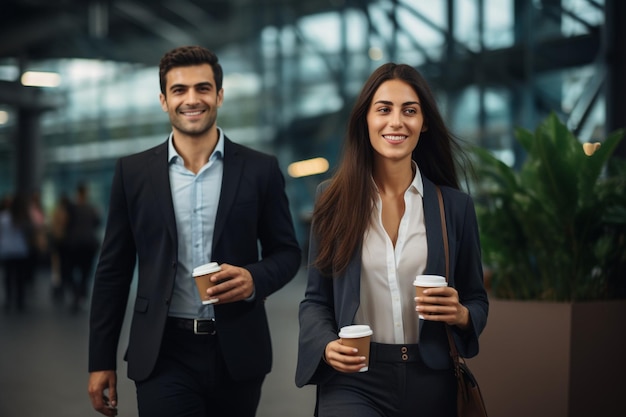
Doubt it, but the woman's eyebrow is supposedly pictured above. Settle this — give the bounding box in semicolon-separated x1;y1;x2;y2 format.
373;100;421;106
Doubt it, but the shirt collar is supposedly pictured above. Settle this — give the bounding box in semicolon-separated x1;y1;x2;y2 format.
372;160;424;197
167;127;225;165
410;160;424;197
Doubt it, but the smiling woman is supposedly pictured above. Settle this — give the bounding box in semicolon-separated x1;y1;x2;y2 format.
367;78;426;165
296;62;488;417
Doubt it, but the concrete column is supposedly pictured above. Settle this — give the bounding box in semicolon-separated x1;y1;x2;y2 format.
15;108;43;194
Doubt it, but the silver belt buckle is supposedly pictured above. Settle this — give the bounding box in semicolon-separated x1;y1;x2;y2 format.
193;318;215;335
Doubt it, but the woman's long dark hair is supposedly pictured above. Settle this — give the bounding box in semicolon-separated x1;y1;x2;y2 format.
312;63;462;276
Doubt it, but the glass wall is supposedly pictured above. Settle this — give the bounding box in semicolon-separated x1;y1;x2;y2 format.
0;0;608;246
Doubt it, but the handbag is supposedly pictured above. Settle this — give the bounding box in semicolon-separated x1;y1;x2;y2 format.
436;186;488;417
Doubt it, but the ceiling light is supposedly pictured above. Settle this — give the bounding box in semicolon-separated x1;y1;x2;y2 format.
288;157;329;178
20;71;61;88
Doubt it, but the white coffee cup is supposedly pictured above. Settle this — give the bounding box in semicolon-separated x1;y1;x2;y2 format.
193;262;222;304
338;325;373;372
413;274;448;319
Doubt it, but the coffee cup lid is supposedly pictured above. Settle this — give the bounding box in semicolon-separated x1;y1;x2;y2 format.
413;274;447;287
338;325;373;338
192;262;221;277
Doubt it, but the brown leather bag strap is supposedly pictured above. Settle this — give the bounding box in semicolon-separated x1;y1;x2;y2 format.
436;186;461;366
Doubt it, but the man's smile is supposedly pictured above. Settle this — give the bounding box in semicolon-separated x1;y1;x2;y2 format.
180;109;206;116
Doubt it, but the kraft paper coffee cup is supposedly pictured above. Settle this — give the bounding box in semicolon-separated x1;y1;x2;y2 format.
413;274;448;319
193;262;222;305
338;325;373;372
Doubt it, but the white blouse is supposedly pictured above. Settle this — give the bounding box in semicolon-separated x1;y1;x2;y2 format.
355;164;427;344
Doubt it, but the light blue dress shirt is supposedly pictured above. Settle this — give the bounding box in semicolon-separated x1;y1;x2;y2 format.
167;128;224;319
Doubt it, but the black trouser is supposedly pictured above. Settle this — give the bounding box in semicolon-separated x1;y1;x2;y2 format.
60;244;96;307
317;343;456;417
135;318;265;417
3;258;29;311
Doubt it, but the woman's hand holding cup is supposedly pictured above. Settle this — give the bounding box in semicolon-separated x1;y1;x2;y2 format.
414;275;470;329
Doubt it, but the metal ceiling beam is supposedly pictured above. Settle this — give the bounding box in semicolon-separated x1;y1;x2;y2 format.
114;2;195;45
0;0;352;65
161;0;216;31
0;13;81;57
421;31;601;91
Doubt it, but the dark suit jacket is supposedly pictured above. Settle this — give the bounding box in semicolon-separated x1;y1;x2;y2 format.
89;137;301;382
295;175;488;387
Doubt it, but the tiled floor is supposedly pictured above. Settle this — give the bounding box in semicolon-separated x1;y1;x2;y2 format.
0;267;316;417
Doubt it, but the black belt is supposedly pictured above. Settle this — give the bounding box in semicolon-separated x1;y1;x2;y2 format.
167;317;216;335
370;342;421;363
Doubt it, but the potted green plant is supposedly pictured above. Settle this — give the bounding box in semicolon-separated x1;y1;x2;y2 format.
474;112;626;301
466;113;626;417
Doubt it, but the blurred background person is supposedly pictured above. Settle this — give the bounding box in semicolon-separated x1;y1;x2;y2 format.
28;191;49;288
61;183;101;313
49;193;71;305
0;192;35;313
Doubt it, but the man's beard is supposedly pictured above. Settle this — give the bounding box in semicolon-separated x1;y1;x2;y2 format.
171;112;217;137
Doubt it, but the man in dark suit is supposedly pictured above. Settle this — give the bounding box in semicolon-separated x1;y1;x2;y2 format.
87;45;301;417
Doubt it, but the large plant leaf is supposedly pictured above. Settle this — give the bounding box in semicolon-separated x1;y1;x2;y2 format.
474;113;626;301
517;114;579;221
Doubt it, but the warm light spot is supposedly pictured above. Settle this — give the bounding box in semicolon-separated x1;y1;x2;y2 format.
20;71;61;88
0;110;8;125
582;142;601;156
288;157;329;178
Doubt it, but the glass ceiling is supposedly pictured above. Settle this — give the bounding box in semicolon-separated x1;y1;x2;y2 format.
0;0;607;223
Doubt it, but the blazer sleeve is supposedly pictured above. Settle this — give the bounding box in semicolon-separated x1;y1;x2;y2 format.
89;158;138;372
418;183;488;370
295;184;340;388
240;154;302;300
447;189;489;359
297;237;343;387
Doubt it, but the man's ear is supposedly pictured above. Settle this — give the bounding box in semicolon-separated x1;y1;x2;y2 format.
217;88;224;108
159;93;168;112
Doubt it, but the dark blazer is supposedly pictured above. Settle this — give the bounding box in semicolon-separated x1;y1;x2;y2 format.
296;175;488;387
89;137;301;382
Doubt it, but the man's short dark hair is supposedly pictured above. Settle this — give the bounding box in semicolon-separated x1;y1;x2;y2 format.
159;46;223;95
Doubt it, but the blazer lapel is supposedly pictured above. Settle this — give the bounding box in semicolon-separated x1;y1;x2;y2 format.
422;177;446;277
149;140;177;245
213;137;243;251
336;246;363;327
